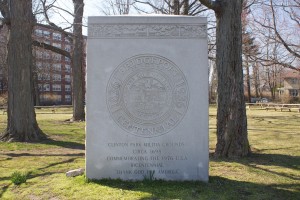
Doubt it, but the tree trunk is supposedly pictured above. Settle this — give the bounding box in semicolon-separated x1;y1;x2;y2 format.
71;0;85;121
214;0;250;158
172;0;180;15
266;70;275;100
32;51;40;106
253;62;259;97
183;0;189;15
0;0;45;142
245;56;251;102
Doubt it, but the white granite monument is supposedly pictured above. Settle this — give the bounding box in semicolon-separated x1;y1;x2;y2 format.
86;16;208;181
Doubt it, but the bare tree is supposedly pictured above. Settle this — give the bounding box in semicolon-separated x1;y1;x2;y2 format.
0;0;46;141
242;4;259;102
243;31;258;102
199;0;250;158
252;61;262;97
260;37;284;100
71;0;85;121
35;0;85;121
134;0;207;15
100;0;133;15
269;0;299;63
250;0;300;72
244;0;300;100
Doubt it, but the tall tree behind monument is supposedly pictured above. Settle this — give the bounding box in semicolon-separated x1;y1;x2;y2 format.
199;0;250;157
0;0;45;141
30;0;85;119
72;0;85;121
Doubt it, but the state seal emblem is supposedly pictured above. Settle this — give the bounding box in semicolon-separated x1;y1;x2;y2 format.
106;54;189;137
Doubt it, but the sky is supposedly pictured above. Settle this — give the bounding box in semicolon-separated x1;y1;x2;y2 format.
51;0;102;35
50;0;151;35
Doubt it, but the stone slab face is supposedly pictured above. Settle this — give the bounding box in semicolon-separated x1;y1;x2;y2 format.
86;16;208;181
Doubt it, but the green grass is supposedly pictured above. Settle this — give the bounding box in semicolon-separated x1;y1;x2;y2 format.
10;171;28;185
0;107;299;199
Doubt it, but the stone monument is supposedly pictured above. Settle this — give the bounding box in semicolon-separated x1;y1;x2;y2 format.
86;16;208;181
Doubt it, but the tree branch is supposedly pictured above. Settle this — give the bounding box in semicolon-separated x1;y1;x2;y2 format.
36;23;74;43
198;0;220;12
32;40;71;58
134;0;167;14
270;0;300;59
258;57;300;72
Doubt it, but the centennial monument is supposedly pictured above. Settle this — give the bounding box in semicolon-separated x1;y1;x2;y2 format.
86;16;208;181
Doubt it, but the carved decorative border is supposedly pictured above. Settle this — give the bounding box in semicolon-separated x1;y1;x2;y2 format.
88;24;206;39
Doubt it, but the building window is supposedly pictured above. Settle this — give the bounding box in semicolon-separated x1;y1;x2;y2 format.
44;74;50;81
53;64;61;71
65;45;71;52
36;62;42;70
43;52;50;59
43;31;50;38
37;63;51;71
53;54;62;61
35;29;43;37
53;74;61;81
65;65;71;72
38;74;42;80
39;95;48;102
289;89;299;97
65;95;71;102
65;57;71;62
52;84;61;91
43;84;50;91
65;85;71;92
45;63;51;70
65;75;71;82
53;33;61;41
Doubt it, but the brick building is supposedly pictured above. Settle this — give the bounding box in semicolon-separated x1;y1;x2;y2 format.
0;25;8;94
0;24;86;105
34;26;74;105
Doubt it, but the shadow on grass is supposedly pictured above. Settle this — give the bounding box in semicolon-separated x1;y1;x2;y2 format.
0;176;10;182
4;152;84;157
36;157;79;171
0;164;71;198
89;176;299;200
0;138;85;150
210;152;300;181
0;157;82;197
40;138;85;150
211;152;300;170
0;184;11;199
0;156;82;187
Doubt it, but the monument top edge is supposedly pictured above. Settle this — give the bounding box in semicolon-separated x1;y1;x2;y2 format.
88;15;207;25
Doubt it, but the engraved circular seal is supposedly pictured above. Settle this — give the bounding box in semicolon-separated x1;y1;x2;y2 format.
106;54;189;137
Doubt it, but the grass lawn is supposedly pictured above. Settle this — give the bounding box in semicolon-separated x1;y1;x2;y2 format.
0;106;299;199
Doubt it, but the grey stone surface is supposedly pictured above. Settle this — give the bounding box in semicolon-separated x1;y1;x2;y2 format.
86;16;208;181
66;168;85;177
